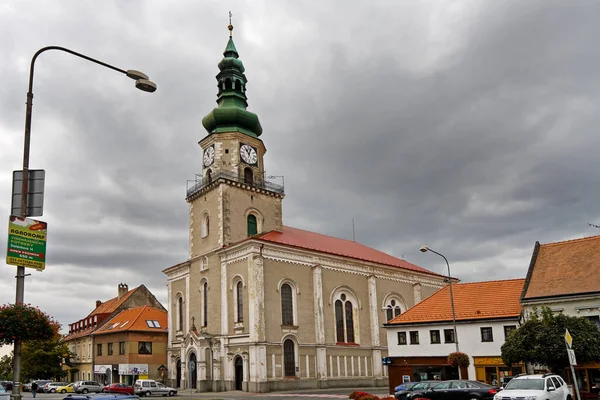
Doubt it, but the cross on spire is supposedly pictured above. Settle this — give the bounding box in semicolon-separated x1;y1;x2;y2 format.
228;11;233;37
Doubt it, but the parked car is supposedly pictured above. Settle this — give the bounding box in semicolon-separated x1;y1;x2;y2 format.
134;379;177;397
0;385;11;400
102;383;134;395
395;382;421;392
63;395;138;400
411;380;498;400
32;380;52;393
56;383;76;394
45;382;69;393
494;374;572;400
397;381;439;400
74;381;103;394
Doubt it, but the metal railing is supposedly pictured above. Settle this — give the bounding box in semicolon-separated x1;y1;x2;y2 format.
186;170;285;198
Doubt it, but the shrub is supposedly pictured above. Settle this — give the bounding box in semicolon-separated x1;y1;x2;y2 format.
0;303;59;345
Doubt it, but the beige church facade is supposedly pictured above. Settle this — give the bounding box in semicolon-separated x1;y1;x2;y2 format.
163;26;447;393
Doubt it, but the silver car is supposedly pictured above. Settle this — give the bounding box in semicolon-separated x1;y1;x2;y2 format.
74;381;103;394
0;386;10;400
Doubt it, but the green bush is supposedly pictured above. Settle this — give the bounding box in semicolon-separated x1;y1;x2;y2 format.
0;303;59;345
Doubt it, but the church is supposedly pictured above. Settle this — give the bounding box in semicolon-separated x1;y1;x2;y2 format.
163;23;448;393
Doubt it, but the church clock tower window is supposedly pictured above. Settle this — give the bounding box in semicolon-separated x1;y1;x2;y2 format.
247;214;257;236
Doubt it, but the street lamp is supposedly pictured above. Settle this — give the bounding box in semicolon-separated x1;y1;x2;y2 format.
11;46;156;400
419;245;462;379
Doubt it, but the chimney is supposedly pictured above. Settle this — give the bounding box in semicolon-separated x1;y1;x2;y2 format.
118;283;128;300
96;300;102;308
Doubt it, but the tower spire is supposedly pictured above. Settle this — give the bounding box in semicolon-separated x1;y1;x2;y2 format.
201;16;263;138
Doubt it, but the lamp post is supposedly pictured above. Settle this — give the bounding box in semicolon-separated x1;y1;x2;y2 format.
12;46;156;400
419;245;461;379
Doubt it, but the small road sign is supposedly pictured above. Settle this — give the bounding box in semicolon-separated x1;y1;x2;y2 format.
567;349;577;366
565;329;573;348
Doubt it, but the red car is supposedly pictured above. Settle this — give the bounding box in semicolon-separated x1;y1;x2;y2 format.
102;383;134;395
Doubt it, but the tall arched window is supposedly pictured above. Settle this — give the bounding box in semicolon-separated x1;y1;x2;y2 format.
244;167;253;184
281;284;293;326
335;300;344;343
201;213;209;238
177;296;183;331
247;214;257;236
236;281;244;323
202;281;208;327
283;339;296;377
333;292;358;343
206;168;212;184
382;295;406;322
386;299;402;321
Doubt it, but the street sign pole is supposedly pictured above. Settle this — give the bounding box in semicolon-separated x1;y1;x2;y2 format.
565;329;581;400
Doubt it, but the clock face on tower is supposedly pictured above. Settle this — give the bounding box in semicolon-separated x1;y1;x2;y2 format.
203;145;215;167
240;144;258;165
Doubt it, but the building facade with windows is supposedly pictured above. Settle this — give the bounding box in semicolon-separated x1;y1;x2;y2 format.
63;284;166;383
162;25;448;393
384;279;525;392
521;235;600;397
92;306;168;385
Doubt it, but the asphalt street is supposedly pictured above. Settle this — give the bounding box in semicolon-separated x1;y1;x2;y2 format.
17;388;391;400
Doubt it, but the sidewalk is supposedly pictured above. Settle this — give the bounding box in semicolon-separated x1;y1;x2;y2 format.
176;387;390;398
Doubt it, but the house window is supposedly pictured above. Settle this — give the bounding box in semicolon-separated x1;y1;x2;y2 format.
247;214;257;236
430;330;441;344
202;281;208;327
138;342;152;355
585;315;600;330
409;331;419;345
281;283;294;326
397;332;407;345
119;342;125;355
283;339;296;377
385;299;403;321
481;327;493;342
97;344;102;356
504;325;517;339
177;296;183;331
107;343;113;355
236;281;244;323
444;329;455;343
334;293;356;343
201;213;209;238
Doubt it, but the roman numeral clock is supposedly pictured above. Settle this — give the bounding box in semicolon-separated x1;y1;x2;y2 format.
240;144;257;165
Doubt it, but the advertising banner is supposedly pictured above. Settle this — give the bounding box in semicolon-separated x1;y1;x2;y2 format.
6;215;47;270
118;364;148;375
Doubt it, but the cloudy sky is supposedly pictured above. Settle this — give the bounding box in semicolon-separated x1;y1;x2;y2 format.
1;0;600;331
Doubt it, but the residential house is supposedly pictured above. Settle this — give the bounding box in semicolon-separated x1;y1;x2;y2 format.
384;279;525;392
521;235;600;396
63;283;165;383
92;306;168;385
162;25;449;393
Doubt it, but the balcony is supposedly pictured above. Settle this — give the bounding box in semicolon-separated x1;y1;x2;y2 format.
186;170;284;200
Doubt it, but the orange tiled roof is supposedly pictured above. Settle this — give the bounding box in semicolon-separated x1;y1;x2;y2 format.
94;306;167;335
522;235;600;300
387;278;525;324
256;226;443;277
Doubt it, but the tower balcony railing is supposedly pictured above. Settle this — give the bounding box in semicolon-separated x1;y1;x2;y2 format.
186;170;284;199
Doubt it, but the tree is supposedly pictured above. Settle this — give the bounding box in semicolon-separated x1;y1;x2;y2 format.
0;354;13;380
0;303;59;344
21;336;73;381
502;307;600;372
448;352;470;368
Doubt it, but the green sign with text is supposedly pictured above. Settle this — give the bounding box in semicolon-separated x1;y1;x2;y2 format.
6;215;47;271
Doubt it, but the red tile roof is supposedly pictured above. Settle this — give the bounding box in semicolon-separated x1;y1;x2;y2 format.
522;235;600;300
256;226;443;277
94;306;167;335
387;278;525;324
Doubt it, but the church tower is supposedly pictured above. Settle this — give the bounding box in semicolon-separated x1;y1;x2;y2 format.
186;22;284;257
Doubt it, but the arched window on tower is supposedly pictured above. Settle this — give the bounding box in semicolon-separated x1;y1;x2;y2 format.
201;213;209;238
236;281;244;323
235;80;242;91
202;281;208;327
247;214;257;236
244;167;253;184
177;296;183;331
225;78;232;90
206;168;212;184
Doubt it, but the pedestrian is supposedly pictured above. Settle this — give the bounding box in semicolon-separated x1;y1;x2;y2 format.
31;382;38;398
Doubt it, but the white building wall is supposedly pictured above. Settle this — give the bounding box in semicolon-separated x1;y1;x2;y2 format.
386;319;519;379
522;296;600;321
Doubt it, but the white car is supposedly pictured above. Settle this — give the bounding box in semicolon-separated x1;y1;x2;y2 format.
494;374;572;400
